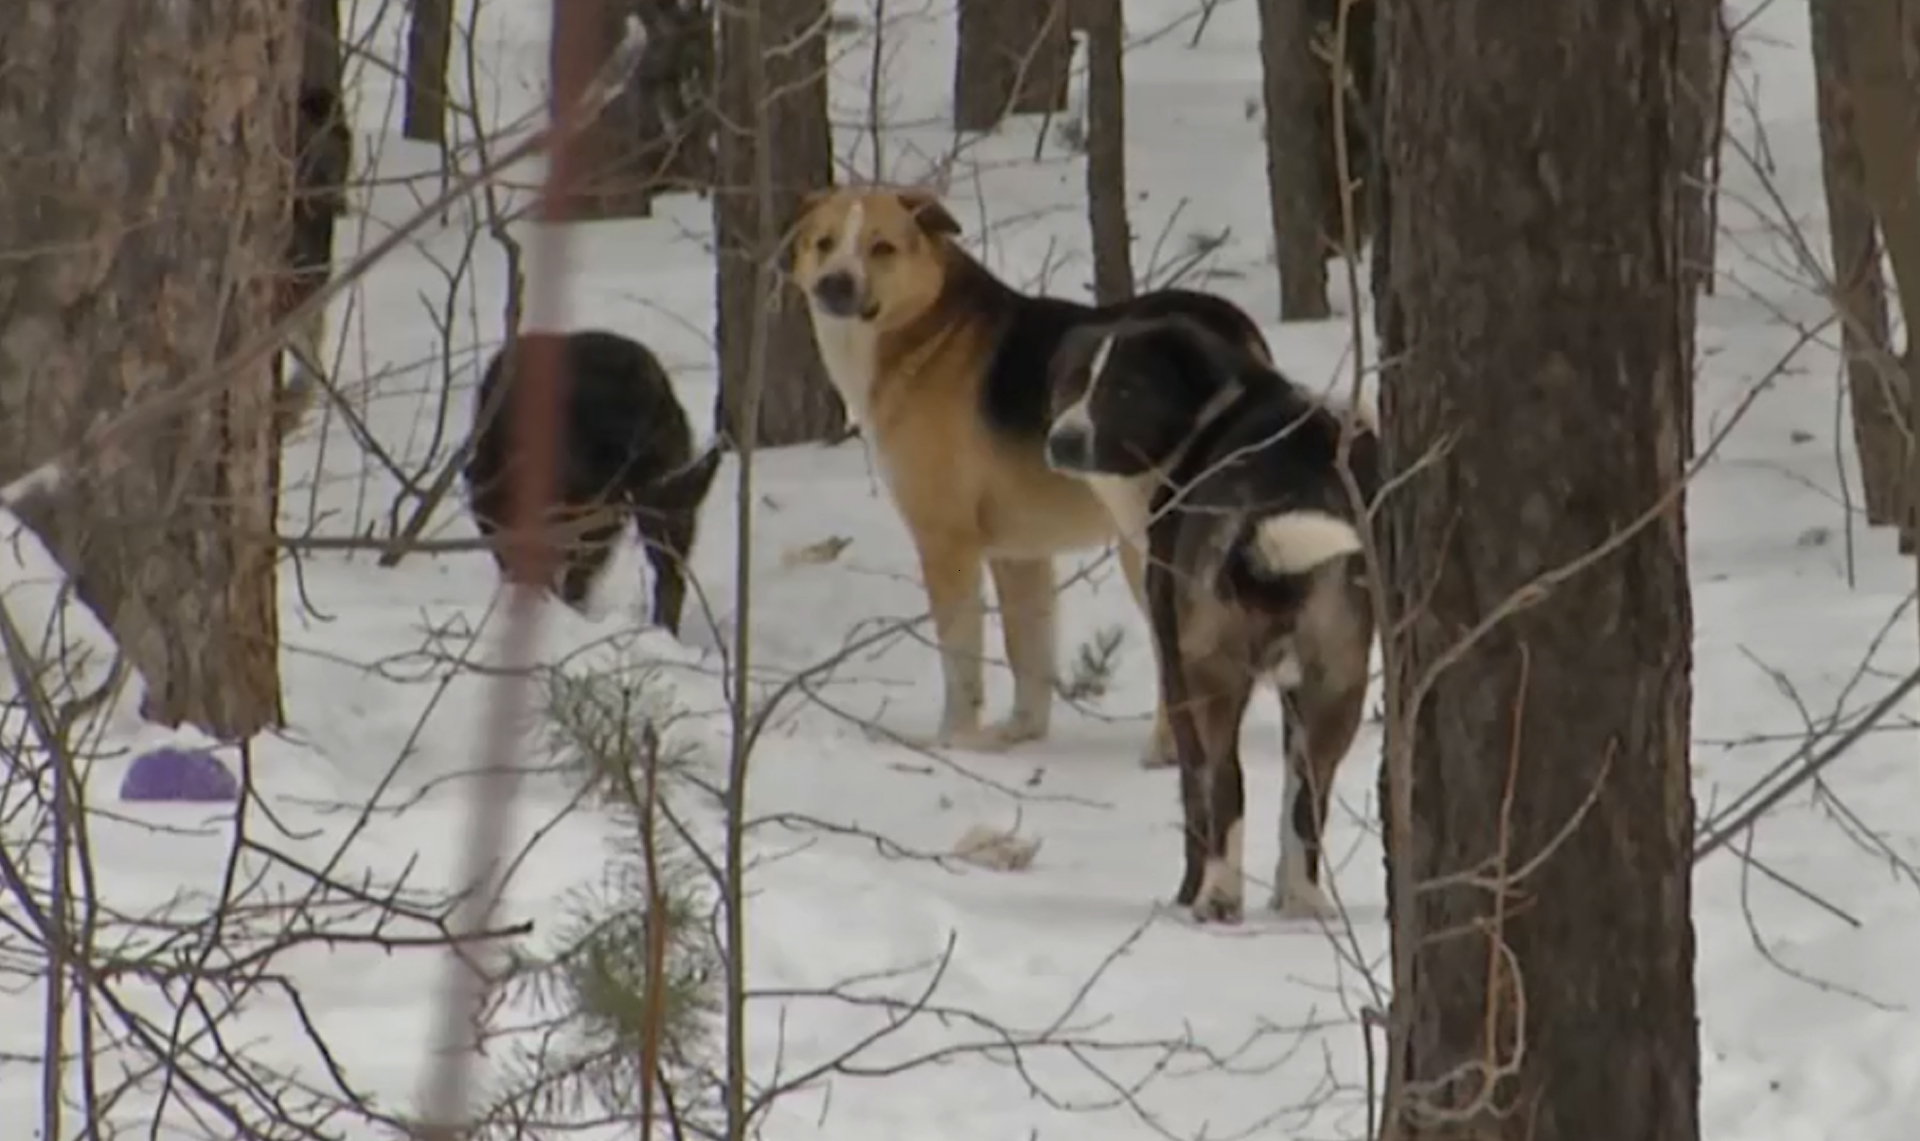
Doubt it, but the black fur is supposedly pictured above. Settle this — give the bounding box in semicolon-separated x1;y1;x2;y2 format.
463;330;721;634
893;250;1270;446
1054;316;1378;921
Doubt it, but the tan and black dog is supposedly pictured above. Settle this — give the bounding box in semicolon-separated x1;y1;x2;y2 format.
788;187;1270;756
1046;314;1378;921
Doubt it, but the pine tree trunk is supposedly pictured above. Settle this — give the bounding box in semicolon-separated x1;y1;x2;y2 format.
1376;0;1699;1137
1083;0;1133;305
1812;0;1904;529
713;0;843;447
952;0;1072;133
1259;0;1333;319
403;0;453;143
0;0;293;739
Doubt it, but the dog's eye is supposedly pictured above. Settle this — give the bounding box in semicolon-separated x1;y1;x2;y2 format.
813;235;834;254
871;240;897;257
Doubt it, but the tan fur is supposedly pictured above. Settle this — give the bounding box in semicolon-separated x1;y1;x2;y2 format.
791;187;1146;751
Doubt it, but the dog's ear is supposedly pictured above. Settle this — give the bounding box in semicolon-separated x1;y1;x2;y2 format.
1158;315;1250;391
896;190;962;239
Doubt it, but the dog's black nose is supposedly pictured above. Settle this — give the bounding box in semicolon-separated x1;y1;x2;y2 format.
1045;425;1090;472
813;272;859;316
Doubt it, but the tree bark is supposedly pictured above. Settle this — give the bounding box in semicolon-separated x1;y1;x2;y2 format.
1259;0;1333;319
1083;0;1133;305
1812;0;1904;529
1837;0;1920;551
0;0;293;739
1692;5;1729;298
1376;1;1698;1138
952;0;1072;133
403;0;453;143
713;0;844;447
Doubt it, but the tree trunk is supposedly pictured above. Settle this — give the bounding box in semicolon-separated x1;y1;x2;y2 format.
1838;0;1920;551
952;0;1072;133
567;0;716;220
403;0;453;144
0;0;293;739
1812;0;1904;529
1259;0;1333;319
1693;5;1730;298
1376;1;1698;1138
278;0;352;439
713;0;843;447
1084;0;1133;305
1676;4;1721;311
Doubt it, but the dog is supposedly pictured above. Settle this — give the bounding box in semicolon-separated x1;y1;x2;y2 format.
463;329;722;635
1044;314;1378;922
788;186;1271;755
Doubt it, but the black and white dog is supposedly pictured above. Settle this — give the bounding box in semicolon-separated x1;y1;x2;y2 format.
1044;315;1379;922
463;329;722;635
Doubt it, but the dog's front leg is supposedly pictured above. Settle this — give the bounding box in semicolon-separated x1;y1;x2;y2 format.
986;556;1055;748
1120;541;1178;769
911;533;991;750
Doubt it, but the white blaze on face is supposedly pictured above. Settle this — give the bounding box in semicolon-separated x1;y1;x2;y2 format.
1087;332;1115;383
1049;333;1115;442
831;200;867;286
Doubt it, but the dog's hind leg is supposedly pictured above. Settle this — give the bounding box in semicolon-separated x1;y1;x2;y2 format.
909;530;992;750
986;555;1055;748
1119;541;1178;769
1186;659;1254;923
1271;677;1367;917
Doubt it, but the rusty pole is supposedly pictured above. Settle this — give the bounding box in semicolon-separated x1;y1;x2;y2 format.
411;0;605;1134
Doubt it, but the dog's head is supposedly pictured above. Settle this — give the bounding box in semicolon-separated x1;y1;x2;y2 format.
788;187;961;331
1044;316;1249;478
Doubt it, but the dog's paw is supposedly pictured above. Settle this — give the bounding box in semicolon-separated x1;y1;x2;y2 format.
942;716;1046;753
1137;738;1177;769
1190;890;1245;925
1268;874;1337;920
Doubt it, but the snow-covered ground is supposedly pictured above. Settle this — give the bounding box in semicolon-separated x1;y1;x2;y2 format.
4;0;1919;1136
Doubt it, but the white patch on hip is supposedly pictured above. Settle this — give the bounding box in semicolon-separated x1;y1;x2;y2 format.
1250;510;1363;576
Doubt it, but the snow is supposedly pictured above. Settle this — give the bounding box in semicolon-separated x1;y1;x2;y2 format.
3;0;1919;1136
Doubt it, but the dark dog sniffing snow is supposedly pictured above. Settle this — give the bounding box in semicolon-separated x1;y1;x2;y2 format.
463;329;721;635
1045;315;1379;923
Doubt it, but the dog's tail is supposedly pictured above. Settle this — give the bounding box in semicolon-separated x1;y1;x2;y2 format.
647;436;725;510
1222;508;1364;610
1247;510;1363;577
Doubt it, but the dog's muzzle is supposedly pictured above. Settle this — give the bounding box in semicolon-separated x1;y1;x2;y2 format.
812;271;866;319
1044;424;1093;472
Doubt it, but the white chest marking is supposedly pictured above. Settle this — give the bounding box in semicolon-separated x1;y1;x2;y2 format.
806;202;878;425
810;316;877;425
1085;472;1154;549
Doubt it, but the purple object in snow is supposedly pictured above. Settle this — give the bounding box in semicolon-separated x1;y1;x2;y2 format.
119;746;239;804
